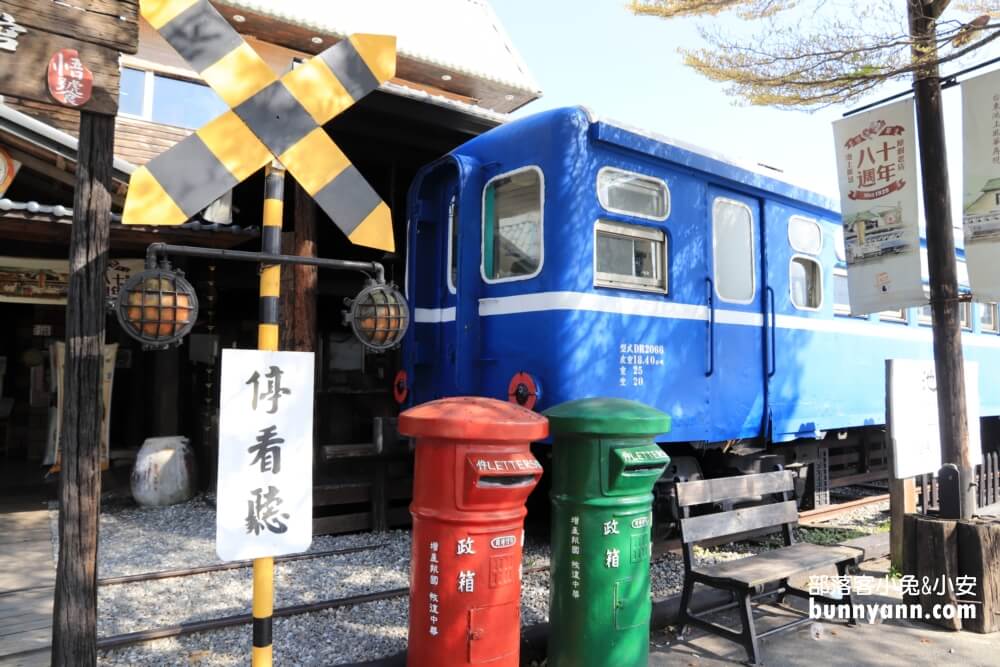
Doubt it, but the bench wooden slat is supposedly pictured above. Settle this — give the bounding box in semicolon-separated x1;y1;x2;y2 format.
680;500;797;543
690;542;863;588
676;471;794;508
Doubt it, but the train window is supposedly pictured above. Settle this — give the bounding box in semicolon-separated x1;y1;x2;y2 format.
597;168;669;221
593;220;667;293
482;168;543;282
712;198;755;303
833;270;850;315
981;303;999;333
880;308;907;323
788;216;822;255
961;301;973;330
789;256;822;310
918;304;933;325
834;225;846;263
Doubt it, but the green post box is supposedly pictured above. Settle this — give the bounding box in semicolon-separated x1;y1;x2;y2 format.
544;398;671;667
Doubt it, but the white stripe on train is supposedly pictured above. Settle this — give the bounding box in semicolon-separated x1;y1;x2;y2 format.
414;291;1000;349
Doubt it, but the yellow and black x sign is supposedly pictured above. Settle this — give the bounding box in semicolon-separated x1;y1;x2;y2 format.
122;0;397;252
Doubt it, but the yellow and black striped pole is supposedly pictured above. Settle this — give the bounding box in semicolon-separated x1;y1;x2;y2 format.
253;162;284;666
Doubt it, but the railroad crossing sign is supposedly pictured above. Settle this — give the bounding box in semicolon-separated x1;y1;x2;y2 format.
122;0;397;252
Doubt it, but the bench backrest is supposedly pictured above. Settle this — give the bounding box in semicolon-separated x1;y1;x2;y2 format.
676;470;796;544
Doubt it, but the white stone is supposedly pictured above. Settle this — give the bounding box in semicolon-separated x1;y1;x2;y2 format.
131;436;198;507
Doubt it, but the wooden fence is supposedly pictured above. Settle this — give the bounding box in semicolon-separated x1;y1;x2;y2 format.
918;450;1000;513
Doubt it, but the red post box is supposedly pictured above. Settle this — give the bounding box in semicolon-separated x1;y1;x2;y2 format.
399;397;548;667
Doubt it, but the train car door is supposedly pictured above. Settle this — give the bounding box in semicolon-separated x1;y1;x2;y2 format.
705;186;767;440
408;162;461;402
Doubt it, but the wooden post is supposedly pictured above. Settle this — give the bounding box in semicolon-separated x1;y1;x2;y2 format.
907;513;962;630
886;363;917;569
289;182;317;354
889;473;916;570
907;0;975;520
958;518;1000;633
51;111;115;666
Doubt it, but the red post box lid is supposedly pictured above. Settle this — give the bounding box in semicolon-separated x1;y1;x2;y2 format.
398;396;549;442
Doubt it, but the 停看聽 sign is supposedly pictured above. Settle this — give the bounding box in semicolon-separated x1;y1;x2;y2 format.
0;1;138;114
833;100;926;315
961;68;1000;301
216;349;314;561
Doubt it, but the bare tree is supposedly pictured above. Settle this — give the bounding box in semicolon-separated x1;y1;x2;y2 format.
629;0;1000;519
628;0;999;108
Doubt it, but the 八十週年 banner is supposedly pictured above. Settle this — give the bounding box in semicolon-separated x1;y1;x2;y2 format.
833;99;925;315
962;68;1000;302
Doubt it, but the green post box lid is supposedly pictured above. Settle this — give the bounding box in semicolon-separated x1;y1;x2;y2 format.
543;398;671;437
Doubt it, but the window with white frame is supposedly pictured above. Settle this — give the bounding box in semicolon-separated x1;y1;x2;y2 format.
880;308;907;323
712;198;755;303
597;168;669;221
482;168;543;281
833;270;851;315
788;216;823;255
981;303;999;333
834;225;847;263
118;67;228;130
790;256;822;309
594;220;667;293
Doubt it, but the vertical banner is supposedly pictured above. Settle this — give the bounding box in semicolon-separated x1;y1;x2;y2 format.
833;100;925;314
962;68;1000;301
217;349;314;562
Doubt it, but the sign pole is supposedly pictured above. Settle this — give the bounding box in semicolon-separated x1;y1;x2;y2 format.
252;162;284;666
908;0;974;520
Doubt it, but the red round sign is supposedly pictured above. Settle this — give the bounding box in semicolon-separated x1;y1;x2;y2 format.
47;49;94;108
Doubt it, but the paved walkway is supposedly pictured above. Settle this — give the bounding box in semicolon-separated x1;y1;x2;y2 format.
0;505;54;667
650;557;998;666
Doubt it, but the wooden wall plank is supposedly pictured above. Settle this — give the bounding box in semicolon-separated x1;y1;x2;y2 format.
0;28;122;114
1;0;138;54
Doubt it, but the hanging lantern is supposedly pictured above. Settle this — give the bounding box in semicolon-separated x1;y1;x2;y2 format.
344;282;409;351
115;267;198;348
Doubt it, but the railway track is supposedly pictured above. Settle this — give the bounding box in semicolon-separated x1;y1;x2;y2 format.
92;491;891;651
0;543;387;598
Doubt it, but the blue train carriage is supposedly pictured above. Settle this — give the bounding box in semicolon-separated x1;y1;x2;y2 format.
403;105;1000;503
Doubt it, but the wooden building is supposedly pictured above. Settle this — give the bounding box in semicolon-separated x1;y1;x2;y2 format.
0;0;540;531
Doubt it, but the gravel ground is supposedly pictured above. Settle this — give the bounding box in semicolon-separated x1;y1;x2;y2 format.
84;491;880;665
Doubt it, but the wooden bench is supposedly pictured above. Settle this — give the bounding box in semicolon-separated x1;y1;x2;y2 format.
675;469;863;666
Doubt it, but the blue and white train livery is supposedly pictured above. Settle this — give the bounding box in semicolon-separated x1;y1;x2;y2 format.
402;106;999;472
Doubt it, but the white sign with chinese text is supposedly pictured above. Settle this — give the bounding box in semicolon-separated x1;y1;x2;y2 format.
887;359;983;479
833;100;925;315
962;68;1000;301
217;349;314;561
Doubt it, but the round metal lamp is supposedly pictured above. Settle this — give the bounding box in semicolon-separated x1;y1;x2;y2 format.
115;267;198;348
344;282;409;351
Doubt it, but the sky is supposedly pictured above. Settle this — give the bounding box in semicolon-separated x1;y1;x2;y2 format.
489;0;1000;210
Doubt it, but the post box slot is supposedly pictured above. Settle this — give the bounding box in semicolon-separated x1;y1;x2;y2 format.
622;461;666;473
477;474;536;488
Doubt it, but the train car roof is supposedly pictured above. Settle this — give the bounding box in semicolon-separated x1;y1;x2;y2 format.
583;108;840;216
